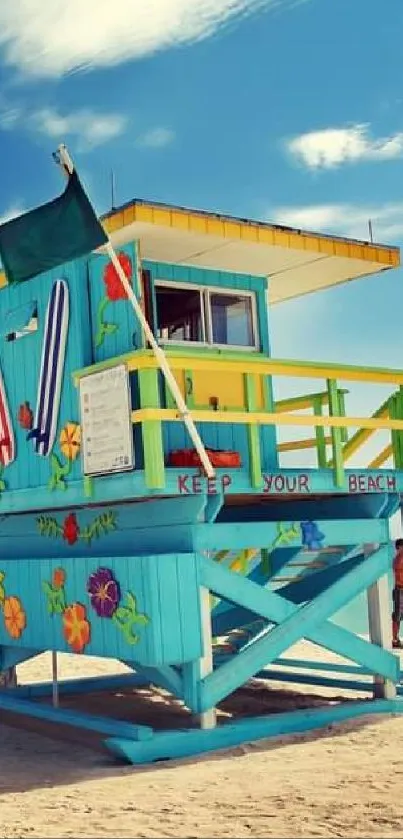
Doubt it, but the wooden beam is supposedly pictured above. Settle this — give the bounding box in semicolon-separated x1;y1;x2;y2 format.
368;444;393;469
131;407;403;432
74;349;403;387
277;436;332;452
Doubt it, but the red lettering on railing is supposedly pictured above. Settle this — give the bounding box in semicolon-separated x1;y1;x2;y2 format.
192;475;201;494
207;477;217;495
177;474;232;495
263;473;310;494
221;475;232;491
349;473;397;493
177;475;190;494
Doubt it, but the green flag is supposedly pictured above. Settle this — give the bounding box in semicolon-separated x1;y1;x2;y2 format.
0;170;108;285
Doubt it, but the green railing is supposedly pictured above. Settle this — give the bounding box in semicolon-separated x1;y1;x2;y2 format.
74;348;403;490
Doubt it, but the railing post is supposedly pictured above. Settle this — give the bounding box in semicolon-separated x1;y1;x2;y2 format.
244;373;262;488
389;393;402;468
327;379;344;487
312;396;327;468
138;368;166;489
337;389;348;443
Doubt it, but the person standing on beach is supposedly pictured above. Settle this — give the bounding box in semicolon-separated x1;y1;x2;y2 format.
392;538;403;648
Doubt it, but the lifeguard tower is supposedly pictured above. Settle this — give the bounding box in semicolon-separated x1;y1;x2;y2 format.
0;195;402;764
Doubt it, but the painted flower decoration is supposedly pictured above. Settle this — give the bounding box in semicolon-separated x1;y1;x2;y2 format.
3;595;26;639
52;567;66;589
300;520;325;551
103;253;132;301
87;567;120;618
63;513;79;546
18;401;33;431
62;603;90;653
95;252;132;348
59;423;81;461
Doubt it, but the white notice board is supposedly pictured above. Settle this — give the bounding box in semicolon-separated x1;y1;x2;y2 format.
79;364;134;477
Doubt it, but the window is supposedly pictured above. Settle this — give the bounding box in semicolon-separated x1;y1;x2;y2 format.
155;282;258;349
156;284;204;343
209;292;254;348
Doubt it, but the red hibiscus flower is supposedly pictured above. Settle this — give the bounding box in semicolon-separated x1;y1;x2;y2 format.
63;513;79;546
103;253;132;302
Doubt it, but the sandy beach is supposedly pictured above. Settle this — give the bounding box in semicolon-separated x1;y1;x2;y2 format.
0;643;402;838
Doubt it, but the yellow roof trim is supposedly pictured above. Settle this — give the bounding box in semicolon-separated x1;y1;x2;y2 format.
102;200;399;268
0;200;399;300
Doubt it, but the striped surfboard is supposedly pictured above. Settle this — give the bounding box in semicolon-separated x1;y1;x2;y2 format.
0;365;15;466
28;279;69;457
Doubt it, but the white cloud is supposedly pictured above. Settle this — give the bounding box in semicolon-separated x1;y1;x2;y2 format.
30;108;127;148
0;107;22;129
271;202;403;243
135;127;175;148
0;103;128;149
286;124;403;169
0;0;289;78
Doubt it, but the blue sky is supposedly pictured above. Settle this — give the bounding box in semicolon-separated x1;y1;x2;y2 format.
0;0;402;466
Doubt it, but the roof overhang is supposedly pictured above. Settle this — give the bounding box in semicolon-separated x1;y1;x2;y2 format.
102;200;400;305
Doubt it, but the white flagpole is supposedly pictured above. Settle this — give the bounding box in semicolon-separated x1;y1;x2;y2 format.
56;145;215;479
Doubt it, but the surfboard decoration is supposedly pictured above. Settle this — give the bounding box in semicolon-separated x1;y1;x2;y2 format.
0;365;15;466
27;279;69;457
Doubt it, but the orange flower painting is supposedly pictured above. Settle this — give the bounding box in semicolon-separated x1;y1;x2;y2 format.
52;567;66;589
59;422;81;461
3;595;26;639
62;602;90;653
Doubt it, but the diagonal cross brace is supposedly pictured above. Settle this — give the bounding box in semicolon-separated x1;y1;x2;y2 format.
204;557;399;681
200;546;397;712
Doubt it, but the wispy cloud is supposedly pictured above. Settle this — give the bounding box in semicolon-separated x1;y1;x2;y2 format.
30;108;127;149
270;202;403;243
0;107;22;129
0;0;297;78
0;104;128;149
135;127;175;149
286;124;403;169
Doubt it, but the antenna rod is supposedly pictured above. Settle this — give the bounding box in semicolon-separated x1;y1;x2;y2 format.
368;219;373;243
111;170;116;210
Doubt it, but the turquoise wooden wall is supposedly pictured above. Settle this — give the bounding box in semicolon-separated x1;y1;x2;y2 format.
0;259;91;494
142;260;278;470
0;246;279;501
0;552;202;666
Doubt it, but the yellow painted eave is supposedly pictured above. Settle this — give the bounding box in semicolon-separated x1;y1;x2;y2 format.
102;200;400;268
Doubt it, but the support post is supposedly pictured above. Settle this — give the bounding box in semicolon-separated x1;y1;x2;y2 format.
365;543;397;700
183;583;217;729
198;586;216;729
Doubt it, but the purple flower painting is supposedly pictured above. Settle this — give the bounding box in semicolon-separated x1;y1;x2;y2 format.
87;567;121;618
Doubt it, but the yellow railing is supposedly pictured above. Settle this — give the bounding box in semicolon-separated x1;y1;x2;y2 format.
73;349;403;490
